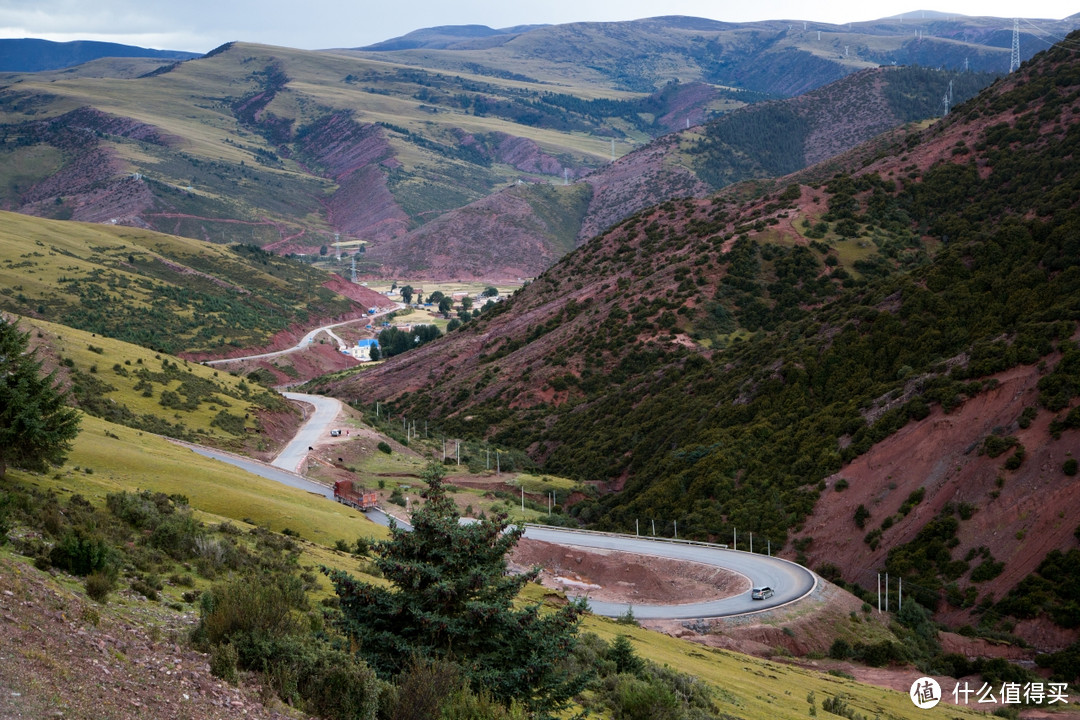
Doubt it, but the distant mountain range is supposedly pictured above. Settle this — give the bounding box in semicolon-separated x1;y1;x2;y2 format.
0;38;198;73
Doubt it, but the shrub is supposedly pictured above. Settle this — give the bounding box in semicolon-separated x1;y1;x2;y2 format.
195;573;307;649
50;530;112;576
377;441;392;454
829;638;852;659
84;570;116;603
210;643;239;683
1064;458;1078;476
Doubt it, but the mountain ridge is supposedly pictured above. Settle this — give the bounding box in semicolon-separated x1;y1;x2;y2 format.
0;38;198;73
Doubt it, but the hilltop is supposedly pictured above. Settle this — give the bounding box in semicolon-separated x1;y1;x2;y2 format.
329;32;1080;649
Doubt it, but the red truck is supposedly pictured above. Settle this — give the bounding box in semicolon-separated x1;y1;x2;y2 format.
333;480;378;511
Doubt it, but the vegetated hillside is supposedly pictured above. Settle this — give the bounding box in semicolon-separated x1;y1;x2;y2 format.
0;40;729;268
0;14;1067;281
354;13;1072;95
0;38;198;73
366;66;994;279
0;211;374;355
330;34;1080;644
9;313;300;455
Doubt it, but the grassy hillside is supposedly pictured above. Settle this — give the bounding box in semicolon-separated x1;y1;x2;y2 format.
11;314;294;454
0;212;361;354
331;32;1080;643
354;14;1068;95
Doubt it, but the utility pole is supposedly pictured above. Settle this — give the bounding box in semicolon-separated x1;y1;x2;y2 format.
521;486;524;513
878;573;882;613
1010;18;1021;73
455;440;460;465
496;450;500;474
886;573;890;612
750;532;753;554
674;520;677;539
899;577;903;613
733;528;737;550
651;519;656;536
635;519;639;536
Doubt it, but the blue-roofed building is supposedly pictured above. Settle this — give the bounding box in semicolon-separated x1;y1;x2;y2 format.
346;338;380;361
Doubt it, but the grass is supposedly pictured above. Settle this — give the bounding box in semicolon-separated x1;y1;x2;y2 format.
22;315;268;440
0;212;357;353
557;591;987;720
47;415;389;548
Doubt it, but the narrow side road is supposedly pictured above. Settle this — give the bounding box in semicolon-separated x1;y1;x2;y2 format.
203;304;402;365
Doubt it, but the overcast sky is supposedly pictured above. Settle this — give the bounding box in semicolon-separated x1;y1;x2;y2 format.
0;1;1075;53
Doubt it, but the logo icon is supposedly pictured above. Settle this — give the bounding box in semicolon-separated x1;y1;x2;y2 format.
910;677;941;709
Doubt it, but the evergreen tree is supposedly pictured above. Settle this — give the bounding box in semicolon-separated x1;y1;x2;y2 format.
326;461;589;717
0;316;81;479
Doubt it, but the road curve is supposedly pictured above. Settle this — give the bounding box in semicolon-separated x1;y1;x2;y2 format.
522;526;816;619
203;304;402;365
271;392;344;473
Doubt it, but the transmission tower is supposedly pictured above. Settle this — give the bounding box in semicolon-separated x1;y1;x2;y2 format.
942;79;954;116
1010;18;1021;73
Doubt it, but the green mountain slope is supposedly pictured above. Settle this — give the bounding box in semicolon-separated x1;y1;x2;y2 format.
329;33;1080;641
0;212;363;354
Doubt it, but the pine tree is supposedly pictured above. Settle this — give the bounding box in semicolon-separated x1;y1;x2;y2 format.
326;461;589;717
0;316;81;479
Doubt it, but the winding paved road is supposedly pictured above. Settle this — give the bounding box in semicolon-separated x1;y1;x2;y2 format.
182;439;817;618
178;387;817;619
521;527;816;619
203;305;402;365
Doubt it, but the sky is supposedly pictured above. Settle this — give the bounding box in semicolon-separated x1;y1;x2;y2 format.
0;0;1076;53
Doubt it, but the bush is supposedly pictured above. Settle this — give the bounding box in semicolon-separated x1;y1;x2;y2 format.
377;441;392;454
210;643;239;684
1064;458;1078;476
84;570;116;603
195;573;307;649
50;530;112;576
829;638;852;659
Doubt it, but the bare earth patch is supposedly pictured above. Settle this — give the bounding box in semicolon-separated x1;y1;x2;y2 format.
508;539;750;605
0;555;304;720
